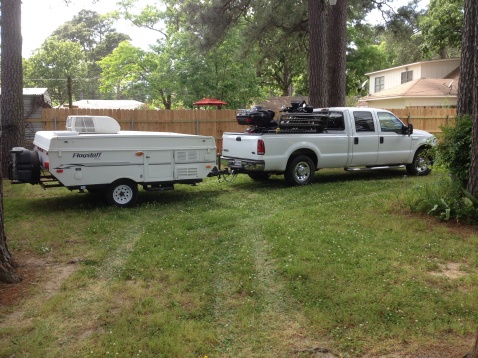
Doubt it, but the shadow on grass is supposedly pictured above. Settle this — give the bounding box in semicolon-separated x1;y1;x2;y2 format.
19;168;414;213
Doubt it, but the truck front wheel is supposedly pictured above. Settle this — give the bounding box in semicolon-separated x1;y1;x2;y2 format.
106;179;138;207
406;147;432;176
285;155;315;186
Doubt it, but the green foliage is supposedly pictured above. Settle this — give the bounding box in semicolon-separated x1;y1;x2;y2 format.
23;37;87;105
405;175;478;223
405;116;477;223
419;0;464;58
435;115;472;186
373;1;426;65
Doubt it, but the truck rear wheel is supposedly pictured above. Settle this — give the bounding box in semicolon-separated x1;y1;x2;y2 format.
106;179;138;207
285;155;315;186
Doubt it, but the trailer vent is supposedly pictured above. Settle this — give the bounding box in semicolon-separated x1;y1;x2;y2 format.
175;150;199;163
66;116;121;134
176;167;199;178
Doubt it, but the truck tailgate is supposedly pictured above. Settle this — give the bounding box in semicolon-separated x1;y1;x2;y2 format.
222;132;262;160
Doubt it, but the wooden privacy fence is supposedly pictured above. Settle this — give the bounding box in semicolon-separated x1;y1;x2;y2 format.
39;108;243;150
390;107;456;135
34;107;457;150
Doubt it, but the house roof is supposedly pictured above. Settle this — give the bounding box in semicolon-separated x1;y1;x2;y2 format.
71;100;145;109
363;78;458;102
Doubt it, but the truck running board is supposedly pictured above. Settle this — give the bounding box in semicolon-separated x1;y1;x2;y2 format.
345;165;405;171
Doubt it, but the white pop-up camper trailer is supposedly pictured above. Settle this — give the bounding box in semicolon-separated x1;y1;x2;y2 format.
10;115;218;207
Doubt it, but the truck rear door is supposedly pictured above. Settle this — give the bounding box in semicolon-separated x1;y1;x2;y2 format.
350;110;379;166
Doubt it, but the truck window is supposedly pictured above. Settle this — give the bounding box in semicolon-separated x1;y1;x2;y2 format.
326;112;345;130
353;111;375;132
378;112;404;133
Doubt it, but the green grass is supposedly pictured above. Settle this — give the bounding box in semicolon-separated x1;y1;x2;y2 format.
1;169;478;357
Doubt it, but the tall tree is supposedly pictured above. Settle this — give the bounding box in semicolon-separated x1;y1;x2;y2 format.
458;0;478;198
52;10;130;99
326;0;348;107
419;0;463;59
23;37;87;105
0;0;22;283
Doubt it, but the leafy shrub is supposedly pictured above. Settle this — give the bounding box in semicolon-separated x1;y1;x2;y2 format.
434;115;472;186
405;116;478;223
405;174;478;223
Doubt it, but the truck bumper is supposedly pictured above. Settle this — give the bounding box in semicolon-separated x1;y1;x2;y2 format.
220;156;265;172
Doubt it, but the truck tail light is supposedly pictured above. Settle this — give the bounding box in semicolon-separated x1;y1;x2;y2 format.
257;140;265;155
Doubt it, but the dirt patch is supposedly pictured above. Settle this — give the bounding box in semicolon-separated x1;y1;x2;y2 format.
0;251;77;329
429;262;468;279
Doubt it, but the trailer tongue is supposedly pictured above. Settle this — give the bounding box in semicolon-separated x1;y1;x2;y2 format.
9;115;220;207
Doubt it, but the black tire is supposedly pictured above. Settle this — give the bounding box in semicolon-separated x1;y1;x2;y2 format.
284;155;315;186
406;147;432;176
106;179;138;207
248;172;271;181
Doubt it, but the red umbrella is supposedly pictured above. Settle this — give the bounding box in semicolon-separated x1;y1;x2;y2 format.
193;98;227;108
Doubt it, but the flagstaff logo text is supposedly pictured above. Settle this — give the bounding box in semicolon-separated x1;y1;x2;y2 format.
72;152;102;159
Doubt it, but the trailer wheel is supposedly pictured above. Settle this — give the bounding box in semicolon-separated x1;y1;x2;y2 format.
284;155;315;186
106;179;138;207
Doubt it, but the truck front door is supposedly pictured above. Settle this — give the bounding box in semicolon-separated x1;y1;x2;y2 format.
350;110;379;166
376;111;412;165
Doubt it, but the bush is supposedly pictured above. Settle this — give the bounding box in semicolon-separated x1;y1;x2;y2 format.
405;115;478;223
434;115;472;187
405;175;478;223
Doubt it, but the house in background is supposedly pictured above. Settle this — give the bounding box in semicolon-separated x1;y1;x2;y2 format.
0;88;52;142
361;58;460;108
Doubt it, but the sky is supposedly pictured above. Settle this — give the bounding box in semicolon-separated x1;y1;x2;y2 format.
21;0;154;58
21;0;429;59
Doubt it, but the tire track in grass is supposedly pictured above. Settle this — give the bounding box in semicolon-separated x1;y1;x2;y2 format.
213;221;337;357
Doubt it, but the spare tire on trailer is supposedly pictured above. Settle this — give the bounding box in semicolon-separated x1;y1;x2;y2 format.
106;179;138;207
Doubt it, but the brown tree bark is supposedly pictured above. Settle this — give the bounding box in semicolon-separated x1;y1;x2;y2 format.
457;0;475;117
463;0;478;198
308;0;328;107
326;0;347;107
0;0;23;283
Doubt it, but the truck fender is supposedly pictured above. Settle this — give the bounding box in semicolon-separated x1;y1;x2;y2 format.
285;143;320;169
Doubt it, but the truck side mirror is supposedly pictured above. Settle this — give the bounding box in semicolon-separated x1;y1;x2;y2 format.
402;123;413;135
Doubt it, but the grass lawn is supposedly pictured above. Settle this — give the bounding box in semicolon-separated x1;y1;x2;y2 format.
1;168;477;357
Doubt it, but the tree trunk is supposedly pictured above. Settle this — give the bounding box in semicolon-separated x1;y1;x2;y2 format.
457;0;475;117
308;0;328;107
464;0;478;198
0;0;23;283
326;0;348;107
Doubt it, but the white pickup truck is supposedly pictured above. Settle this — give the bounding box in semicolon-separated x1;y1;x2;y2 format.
221;106;435;185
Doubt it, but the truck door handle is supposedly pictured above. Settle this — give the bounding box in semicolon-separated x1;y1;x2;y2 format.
380;137;384;144
236;137;242;141
354;137;359;145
